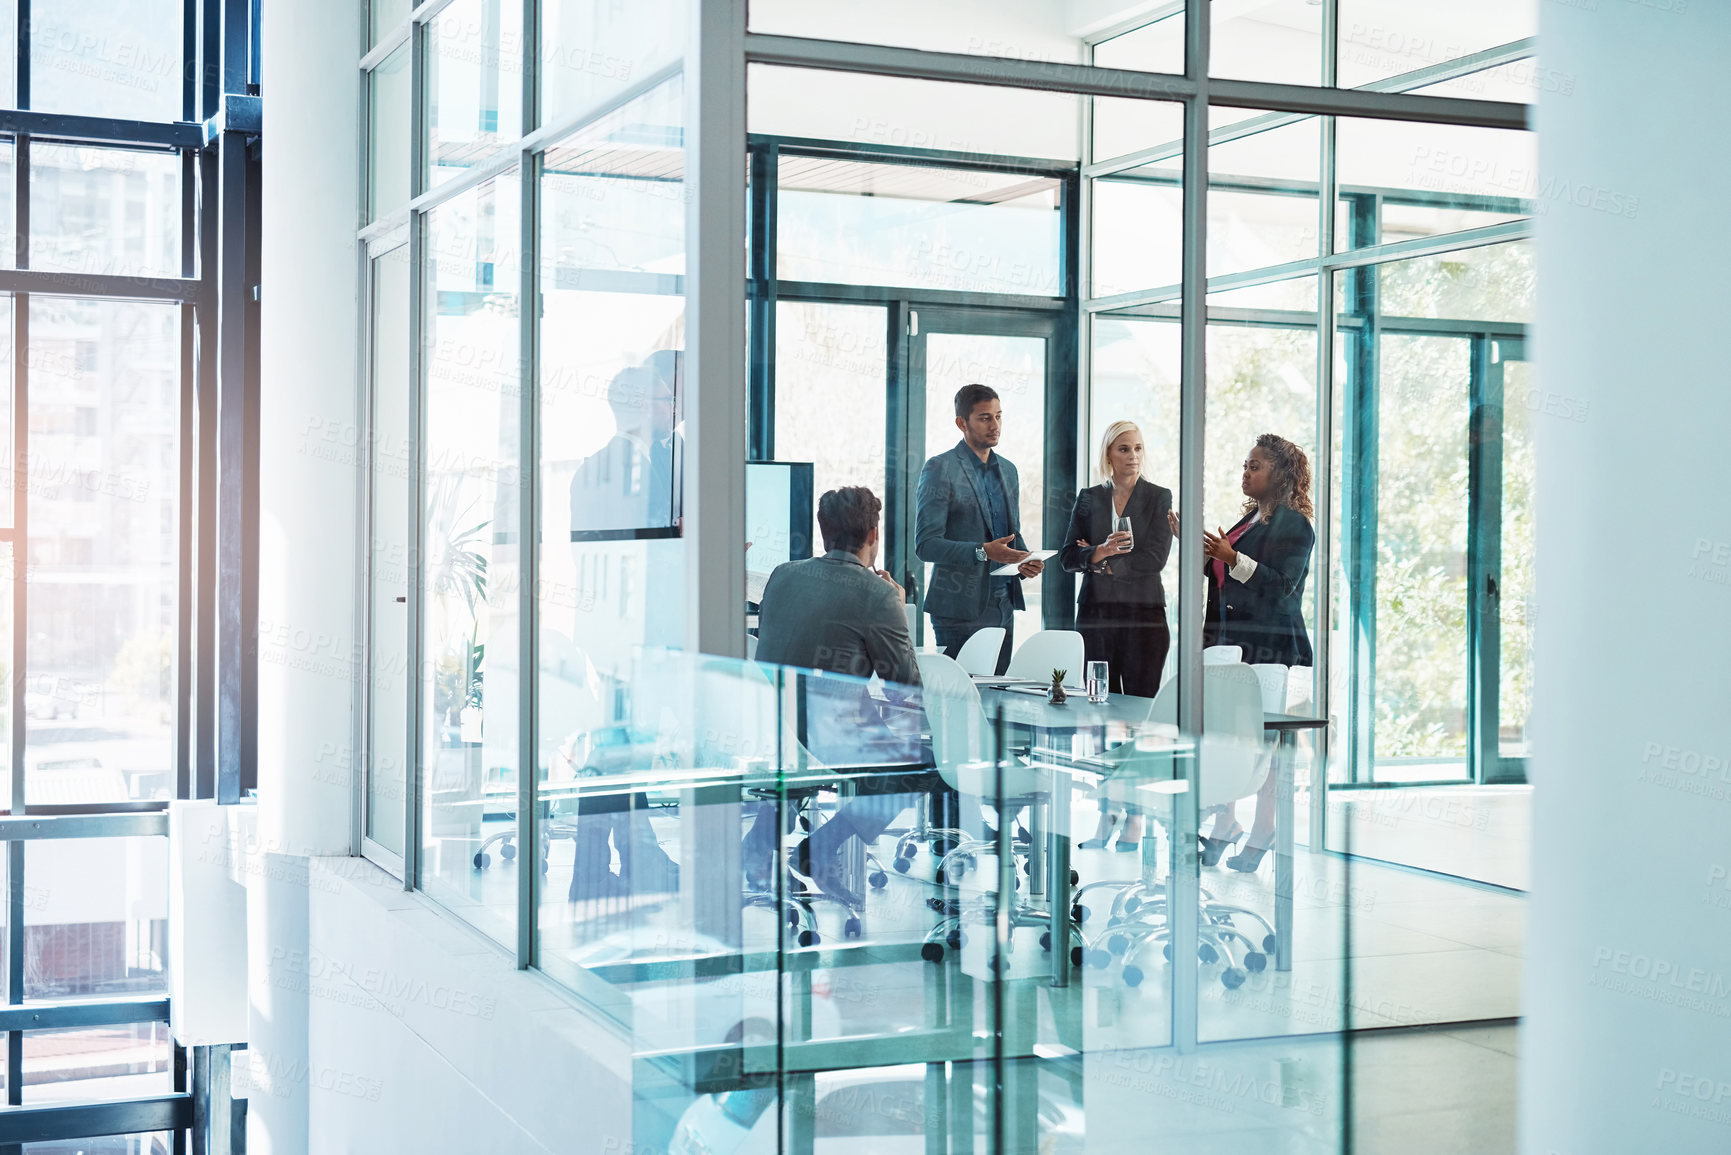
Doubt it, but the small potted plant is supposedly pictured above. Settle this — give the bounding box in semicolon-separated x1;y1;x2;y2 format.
1048;668;1068;705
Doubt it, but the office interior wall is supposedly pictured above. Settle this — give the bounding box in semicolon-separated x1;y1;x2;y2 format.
305;857;633;1154
1524;4;1731;1152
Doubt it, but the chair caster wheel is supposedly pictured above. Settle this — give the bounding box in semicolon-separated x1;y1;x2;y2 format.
934;868;948;885
959;931;970;949
1088;949;1111;969
797;929;819;947
869;871;888;889
927;897;945;912
473;852;490;869
987;955;1002;975
893;857;911;873
1107;933;1128;956
844;918;862;939
1162;943;1173;961
898;843;917;861
540;859;550;874
1071;945;1085;967
1244;951;1267;973
1198;944;1218;964
1221;967;1246;989
1039;931;1052;951
933;838;957;856
1263;934;1278;953
920;941;945;963
788;909;802;927
1122;965;1144;988
799;816;811;832
1070;869;1080;886
1124;897;1141;915
1071;904;1086;923
500;843;516;860
946;929;962;949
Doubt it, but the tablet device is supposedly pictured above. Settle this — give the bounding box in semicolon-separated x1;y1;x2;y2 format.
990;549;1059;577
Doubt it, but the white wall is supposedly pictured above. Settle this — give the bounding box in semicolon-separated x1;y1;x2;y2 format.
1524;4;1731;1152
295;857;633;1155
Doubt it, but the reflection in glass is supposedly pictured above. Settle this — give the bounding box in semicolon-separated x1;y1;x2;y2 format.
23;1024;172;1103
426;0;525;188
31;143;182;280
26;299;177;806
367;245;411;858
1336;119;1534;252
1498;357;1535;759
368;43;411;221
1374;334;1470;778
1377;241;1533;324
1093;13;1184;76
1337;0;1538;88
24;837;167;999
777;158;1063;297
371;0;414;47
541;0;682;128
770;301;886;578
31;0;182;122
420;172;521;947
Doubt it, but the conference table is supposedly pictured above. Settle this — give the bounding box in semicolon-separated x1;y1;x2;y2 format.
975;681;1327;985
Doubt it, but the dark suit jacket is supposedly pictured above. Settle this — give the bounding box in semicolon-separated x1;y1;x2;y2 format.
914;441;1029;621
1059;478;1174;609
1203;504;1316;667
755;551;924;770
755;551;920;687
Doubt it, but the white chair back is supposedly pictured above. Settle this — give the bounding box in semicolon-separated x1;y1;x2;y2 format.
1250;662;1291;715
917;652;1049;800
1006;629;1085;683
1203;645;1243;665
1122;663;1269;809
953;627;1006;677
745;633;759;660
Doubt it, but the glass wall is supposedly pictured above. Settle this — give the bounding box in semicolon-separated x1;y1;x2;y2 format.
357;2;1538;1150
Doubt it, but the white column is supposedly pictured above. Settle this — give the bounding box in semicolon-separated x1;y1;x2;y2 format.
1524;4;1731;1152
254;0;363;1149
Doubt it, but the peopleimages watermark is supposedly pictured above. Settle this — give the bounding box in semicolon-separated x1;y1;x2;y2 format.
268;946;498;1021
1588;946;1731;1017
1636;740;1731;803
1654;1067;1731;1128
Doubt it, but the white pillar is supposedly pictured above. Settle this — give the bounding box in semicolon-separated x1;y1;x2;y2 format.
1525;4;1731;1152
254;0;363;1149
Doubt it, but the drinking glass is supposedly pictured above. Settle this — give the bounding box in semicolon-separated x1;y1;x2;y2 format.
1085;660;1110;704
1115;515;1133;551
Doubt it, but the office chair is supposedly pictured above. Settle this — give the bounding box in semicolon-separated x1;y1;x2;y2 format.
1073;663;1281;988
1005;630;1085;683
952;627;1006;677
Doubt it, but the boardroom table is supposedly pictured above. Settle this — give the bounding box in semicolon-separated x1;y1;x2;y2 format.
975;682;1327;985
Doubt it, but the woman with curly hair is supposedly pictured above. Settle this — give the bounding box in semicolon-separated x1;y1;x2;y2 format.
1170;433;1316;870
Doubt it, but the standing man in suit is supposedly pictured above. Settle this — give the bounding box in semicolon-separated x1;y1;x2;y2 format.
915;384;1045;675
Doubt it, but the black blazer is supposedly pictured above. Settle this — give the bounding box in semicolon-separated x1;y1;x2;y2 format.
1059;478;1174;609
1203;503;1315;667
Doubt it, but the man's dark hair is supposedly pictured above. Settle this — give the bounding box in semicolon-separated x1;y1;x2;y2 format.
817;486;881;553
954;383;999;420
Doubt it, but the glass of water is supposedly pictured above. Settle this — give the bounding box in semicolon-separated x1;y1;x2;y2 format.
1085;660;1110;703
1115;515;1133;551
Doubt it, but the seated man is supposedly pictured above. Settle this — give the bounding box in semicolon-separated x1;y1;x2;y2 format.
752;486;935;905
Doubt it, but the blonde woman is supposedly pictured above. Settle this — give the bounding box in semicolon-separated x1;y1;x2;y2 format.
1061;421;1173;850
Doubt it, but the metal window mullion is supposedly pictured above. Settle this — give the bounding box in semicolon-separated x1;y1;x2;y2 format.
746;143;777;462
405;205;424;892
1310;0;1339;853
516;0;541;961
176;149;197;804
515;149;539;967
195;155;219;800
15;0;27;110
1169;0;1208;1059
403;0;430;895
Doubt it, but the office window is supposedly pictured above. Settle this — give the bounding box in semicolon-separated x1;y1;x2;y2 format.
426;0;525;188
30;0;183;122
30;144;183;280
